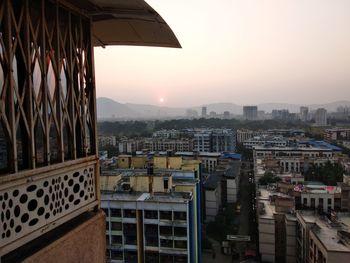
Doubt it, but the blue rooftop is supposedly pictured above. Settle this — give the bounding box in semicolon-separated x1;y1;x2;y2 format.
220;153;242;160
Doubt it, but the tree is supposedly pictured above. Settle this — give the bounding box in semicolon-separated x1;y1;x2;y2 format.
258;172;281;185
304;161;344;185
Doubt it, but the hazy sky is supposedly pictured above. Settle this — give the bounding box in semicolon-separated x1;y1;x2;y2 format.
94;0;350;107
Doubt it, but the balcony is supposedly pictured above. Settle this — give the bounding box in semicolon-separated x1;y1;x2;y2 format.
0;157;99;256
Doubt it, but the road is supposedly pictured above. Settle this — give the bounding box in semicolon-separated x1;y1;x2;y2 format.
202;162;257;263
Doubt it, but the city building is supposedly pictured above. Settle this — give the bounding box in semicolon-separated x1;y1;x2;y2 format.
243;106;258;120
118;139;144;154
243;135;288;149
175;152;221;173
203;174;222;222
324;128;350;142
144;138;193;152
101;157;202;263
99;135;117;148
193;129;236;153
201;107;207;118
300;107;309;122
223;111;230;119
253;140;342;161
314;108;328;126
257;188;297;263
0;0;180;262
296;211;350;263
153;130;181;139
236;129;266;143
194;130;211;152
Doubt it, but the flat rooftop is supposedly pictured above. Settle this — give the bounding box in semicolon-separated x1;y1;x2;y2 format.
101;191;192;203
298;211;350;252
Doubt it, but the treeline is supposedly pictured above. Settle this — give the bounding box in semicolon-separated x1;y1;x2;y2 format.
98;118;309;137
304;162;344;186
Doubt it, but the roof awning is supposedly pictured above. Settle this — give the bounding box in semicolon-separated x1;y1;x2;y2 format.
67;0;181;48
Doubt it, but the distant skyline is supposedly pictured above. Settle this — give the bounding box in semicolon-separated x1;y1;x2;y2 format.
94;0;350;107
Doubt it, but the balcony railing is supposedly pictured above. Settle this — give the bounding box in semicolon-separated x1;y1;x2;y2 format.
0;157;99;256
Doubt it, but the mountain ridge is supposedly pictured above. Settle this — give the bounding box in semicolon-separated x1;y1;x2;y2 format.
97;97;350;119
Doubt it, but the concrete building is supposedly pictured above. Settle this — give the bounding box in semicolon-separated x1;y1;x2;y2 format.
253;141;342;161
236;129;266;143
194;131;211;152
314;108;328;126
118;139;144;154
153;130;181;139
201;107;207;118
300;107;309;122
296;211;350;263
101;167;202;263
203;174;222;222
243;106;258;120
0;0;179;262
324;128;350;142
243;135;288;149
144;138;193;152
99;135;117;148
193;129;236;153
257;188;296;263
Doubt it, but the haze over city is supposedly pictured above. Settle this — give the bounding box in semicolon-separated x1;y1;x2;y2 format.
95;0;350;107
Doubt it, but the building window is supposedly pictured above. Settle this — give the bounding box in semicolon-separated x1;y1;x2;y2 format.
111;208;121;217
111;222;122;231
123;209;136;218
111;235;122;245
174;240;187;249
328;198;332;205
160;211;172;220
160;239;173;248
145;224;159;247
111;250;123;260
174;227;187;237
174;211;186;221
163;178;169;190
144;210;158;219
160;226;172;236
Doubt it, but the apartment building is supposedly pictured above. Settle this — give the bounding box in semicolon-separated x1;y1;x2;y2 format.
203;174;222;222
236;129;266;143
300;107;309;122
243;106;258;120
153;130;181;139
314;108;328;127
243;135;288;149
193;129;236;153
296;211;350;263
253;141;342;160
118;139;145;154
324;128;350;142
99;135;117;147
144;138;193;152
193;131;211;152
257;188;297;263
101;171;201;263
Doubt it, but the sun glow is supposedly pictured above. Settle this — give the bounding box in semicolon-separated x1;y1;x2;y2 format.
159;98;164;103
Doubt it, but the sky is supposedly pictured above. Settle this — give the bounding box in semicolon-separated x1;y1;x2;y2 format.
94;0;350;107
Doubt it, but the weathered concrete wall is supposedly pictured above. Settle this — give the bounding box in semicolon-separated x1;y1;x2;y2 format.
23;211;106;263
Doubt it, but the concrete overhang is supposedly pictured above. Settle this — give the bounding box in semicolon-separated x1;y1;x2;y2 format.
66;0;181;48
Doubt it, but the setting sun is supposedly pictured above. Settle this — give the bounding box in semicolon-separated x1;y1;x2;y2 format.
159;98;164;103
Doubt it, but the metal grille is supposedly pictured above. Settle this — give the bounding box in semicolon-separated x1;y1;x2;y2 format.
0;0;99;256
0;0;97;175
